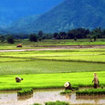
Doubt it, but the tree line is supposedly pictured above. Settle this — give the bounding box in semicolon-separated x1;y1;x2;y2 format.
53;27;105;41
0;27;105;43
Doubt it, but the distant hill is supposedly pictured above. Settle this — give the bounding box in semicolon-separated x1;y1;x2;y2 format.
0;27;8;34
6;0;105;34
6;15;40;34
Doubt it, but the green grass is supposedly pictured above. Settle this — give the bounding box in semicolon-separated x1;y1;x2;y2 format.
17;88;33;96
45;101;70;105
76;89;105;95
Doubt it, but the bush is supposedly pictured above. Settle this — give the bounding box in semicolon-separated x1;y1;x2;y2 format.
45;101;70;105
17;88;33;96
76;89;105;95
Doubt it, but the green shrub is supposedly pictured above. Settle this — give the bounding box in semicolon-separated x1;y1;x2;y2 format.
76;89;105;95
45;101;70;105
33;103;42;105
17;88;33;96
60;90;72;95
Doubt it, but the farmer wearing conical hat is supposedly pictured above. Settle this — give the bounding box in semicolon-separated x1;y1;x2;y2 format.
92;73;99;88
64;82;73;90
15;77;23;83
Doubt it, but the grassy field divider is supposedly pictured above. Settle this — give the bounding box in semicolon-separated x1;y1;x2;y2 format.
45;101;70;105
60;86;79;95
60;90;72;95
33;103;42;105
76;88;105;95
34;57;105;64
17;88;33;96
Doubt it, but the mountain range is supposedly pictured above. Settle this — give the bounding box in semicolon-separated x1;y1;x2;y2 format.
0;0;63;28
1;0;105;34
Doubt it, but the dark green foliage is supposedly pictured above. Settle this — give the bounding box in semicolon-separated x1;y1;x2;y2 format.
74;37;77;41
45;101;70;105
76;89;105;95
38;31;43;38
1;27;105;41
53;28;90;39
93;35;97;42
59;32;67;39
53;33;59;39
17;88;33;96
7;35;14;44
29;34;38;42
38;30;44;41
92;27;102;38
68;28;90;39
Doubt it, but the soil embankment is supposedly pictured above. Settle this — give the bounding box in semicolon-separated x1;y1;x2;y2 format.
0;45;105;52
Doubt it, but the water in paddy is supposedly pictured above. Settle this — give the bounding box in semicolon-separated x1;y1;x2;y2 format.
0;89;105;105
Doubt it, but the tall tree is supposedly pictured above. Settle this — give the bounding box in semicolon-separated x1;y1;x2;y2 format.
92;27;102;39
0;35;5;42
53;33;59;39
7;35;14;44
29;34;38;42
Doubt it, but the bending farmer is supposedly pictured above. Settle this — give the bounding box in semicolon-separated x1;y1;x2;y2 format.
64;82;73;90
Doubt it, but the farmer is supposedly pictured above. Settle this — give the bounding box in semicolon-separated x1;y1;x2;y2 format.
15;77;23;83
17;44;22;47
64;82;73;90
92;73;99;88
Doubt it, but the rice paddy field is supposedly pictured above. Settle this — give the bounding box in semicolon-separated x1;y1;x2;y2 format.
0;47;105;90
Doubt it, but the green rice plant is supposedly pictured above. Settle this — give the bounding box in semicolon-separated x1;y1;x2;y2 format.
2;48;105;64
45;101;70;105
0;71;105;90
76;89;105;95
17;88;33;96
72;86;79;90
1;60;105;75
33;103;42;105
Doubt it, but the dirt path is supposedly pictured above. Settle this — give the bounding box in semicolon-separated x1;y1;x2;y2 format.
0;45;105;52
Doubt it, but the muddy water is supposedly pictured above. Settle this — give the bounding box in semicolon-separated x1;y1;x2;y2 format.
0;89;105;105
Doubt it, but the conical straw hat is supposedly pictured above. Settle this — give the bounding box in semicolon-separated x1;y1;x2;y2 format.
64;82;69;87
